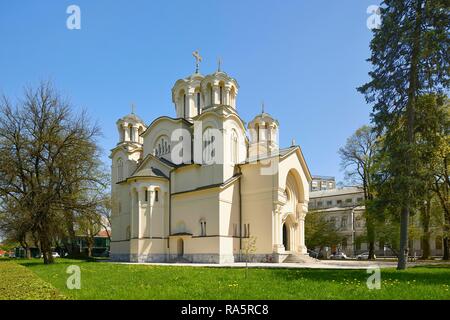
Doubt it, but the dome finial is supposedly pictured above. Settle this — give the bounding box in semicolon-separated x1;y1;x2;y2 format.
217;57;222;72
291;138;296;146
261;101;265;114
131;103;136;114
192;50;202;74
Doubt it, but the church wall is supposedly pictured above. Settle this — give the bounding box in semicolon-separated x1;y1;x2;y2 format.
172;189;220;237
219;181;241;259
240;163;277;254
171;165;223;194
110;240;130;261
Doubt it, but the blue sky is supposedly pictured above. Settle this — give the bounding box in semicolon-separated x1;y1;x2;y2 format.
0;0;381;183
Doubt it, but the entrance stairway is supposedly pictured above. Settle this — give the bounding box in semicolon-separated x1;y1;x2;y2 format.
284;253;318;264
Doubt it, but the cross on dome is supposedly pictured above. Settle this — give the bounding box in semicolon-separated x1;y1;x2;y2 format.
192;50;202;73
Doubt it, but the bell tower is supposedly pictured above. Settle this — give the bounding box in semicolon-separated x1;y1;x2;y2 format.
248;103;279;158
116;106;147;145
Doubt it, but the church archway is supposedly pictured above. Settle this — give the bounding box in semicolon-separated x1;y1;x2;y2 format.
177;239;184;257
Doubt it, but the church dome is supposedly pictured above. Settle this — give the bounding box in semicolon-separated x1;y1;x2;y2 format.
116;109;147;145
248;104;279;157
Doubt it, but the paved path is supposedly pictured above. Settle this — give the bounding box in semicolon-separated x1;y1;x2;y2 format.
111;259;449;270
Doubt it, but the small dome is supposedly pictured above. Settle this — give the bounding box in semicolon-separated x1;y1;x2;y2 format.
116;110;147;145
119;113;145;125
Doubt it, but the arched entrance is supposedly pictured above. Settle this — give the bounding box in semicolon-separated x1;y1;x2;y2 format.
283;223;290;251
177;238;184;257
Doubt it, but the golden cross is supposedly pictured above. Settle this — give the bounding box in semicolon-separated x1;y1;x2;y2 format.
192;50;202;73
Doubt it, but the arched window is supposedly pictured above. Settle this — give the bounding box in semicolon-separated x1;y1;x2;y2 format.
200;219;206;237
230;86;236;107
219;86;223;104
117;158;124;182
129;125;134;142
196;89;201;115
256;124;260;143
231;129;238;164
154;135;170;157
203;127;215;163
183;94;187;118
209;85;213;105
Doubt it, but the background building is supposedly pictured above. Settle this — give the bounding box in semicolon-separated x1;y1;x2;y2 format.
310;175;336;192
309;185;445;258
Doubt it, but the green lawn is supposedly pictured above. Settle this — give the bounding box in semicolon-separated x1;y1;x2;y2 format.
1;258;449;300
0;260;66;300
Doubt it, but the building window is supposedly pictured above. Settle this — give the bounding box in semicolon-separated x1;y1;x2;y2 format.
326;200;333;206
197;92;201;114
341;217;348;229
200;220;206;237
183;94;187;118
337;199;342;206
356;239;361;250
357;197;363;203
219;86;223;104
155;190;159;202
345;198;352;204
330;217;336;227
231;130;238;164
203;128;216;163
129;126;134;142
145;190;148;202
209;86;213;105
244;224;250;238
355;216;362;228
317;201;323;207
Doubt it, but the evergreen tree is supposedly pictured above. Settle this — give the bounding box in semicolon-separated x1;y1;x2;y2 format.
358;0;449;269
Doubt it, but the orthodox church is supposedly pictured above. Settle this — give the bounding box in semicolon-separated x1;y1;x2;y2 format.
110;54;312;263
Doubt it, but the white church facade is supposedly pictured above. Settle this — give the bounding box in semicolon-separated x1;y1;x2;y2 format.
110;57;312;263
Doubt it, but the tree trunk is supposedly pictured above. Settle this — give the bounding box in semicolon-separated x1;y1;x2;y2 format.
398;206;409;270
444;237;449;261
421;200;431;259
39;232;54;264
398;0;423;270
366;216;376;259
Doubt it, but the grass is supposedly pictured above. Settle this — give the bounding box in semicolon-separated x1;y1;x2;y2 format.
0;260;66;300
1;258;447;300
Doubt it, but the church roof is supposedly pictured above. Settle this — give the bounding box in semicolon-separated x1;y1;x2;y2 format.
118;113;145;124
121;166;169;183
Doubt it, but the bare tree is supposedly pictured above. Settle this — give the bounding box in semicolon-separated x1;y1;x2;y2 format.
0;82;105;264
339;125;378;259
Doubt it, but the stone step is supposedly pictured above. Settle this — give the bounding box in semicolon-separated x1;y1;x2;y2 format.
284;254;318;264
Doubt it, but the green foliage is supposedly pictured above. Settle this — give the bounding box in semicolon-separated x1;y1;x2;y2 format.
305;212;342;250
